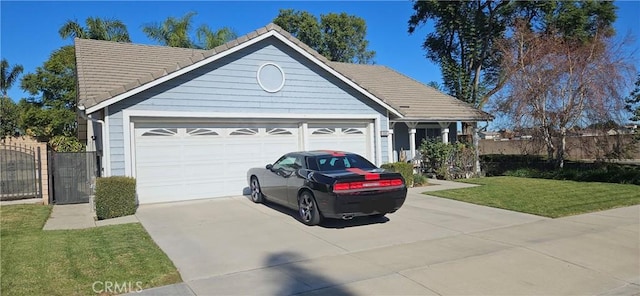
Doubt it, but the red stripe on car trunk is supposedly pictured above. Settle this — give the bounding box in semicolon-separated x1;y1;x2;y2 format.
320;150;346;156
346;168;380;180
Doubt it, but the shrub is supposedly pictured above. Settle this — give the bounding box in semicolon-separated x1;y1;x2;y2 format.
95;176;137;220
504;168;541;178
381;162;414;187
49;135;85;152
413;174;429;186
420;139;476;179
501;160;640;185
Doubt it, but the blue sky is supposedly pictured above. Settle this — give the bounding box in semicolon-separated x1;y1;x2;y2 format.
2;1;639;112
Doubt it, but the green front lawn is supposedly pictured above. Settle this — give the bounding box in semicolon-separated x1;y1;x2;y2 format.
426;176;640;218
1;205;181;296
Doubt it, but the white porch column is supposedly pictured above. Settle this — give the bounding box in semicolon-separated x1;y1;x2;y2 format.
406;122;419;160
439;122;451;144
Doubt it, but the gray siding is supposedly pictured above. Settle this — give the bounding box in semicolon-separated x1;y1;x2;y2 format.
106;37;388;175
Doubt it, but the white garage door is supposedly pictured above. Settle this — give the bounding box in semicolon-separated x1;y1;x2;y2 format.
134;123;299;204
308;123;370;159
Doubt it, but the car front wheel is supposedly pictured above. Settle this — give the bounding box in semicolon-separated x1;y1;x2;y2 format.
298;191;321;226
250;177;263;203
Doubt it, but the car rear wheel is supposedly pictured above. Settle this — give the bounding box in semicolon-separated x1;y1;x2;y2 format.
298;191;321;226
250;177;263;203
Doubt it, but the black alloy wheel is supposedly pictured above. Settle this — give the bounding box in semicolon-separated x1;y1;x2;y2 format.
250;177;263;203
298;191;321;226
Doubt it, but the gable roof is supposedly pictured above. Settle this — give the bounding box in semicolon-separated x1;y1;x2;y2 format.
75;23;490;121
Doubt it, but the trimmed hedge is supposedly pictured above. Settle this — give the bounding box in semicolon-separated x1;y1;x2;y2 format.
413;174;429;186
381;162;414;187
95;176;137;220
483;154;640;185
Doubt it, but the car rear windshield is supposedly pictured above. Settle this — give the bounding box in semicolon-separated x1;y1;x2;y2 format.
313;154;377;171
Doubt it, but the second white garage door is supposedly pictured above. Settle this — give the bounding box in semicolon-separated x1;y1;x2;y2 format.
307;123;370;158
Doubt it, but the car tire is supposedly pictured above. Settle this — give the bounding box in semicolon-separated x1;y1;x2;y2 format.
250;177;264;203
298;191;321;226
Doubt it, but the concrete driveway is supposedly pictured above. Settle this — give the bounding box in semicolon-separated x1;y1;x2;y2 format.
135;180;640;295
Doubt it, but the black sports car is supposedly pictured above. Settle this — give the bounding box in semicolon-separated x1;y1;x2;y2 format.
246;150;407;225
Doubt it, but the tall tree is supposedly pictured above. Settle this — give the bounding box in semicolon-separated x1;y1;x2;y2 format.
426;81;443;91
143;12;236;49
59;17;131;42
494;22;635;168
409;1;512;108
1;58;23;137
20;46;79;145
0;97;20;138
625;74;640;122
408;0;617;108
274;9;375;64
1;58;23;97
196;25;237;49
143;12;196;48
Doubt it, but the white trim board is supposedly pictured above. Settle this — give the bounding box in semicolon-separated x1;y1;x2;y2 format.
84;30;403;118
121;110;382;176
103;106;111;177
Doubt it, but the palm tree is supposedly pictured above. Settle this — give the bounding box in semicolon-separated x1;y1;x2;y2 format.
197;26;237;49
1;58;23;97
143;12;197;48
1;59;23;137
59;17;131;42
144;12;237;49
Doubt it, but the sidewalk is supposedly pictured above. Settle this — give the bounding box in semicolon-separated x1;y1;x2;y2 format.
410;178;479;194
42;203;138;230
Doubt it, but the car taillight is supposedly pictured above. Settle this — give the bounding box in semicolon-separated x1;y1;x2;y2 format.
333;183;350;191
333;178;404;192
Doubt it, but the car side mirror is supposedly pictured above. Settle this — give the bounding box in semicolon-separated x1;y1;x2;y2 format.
266;164;273;170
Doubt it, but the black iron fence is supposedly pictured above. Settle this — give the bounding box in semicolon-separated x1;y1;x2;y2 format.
0;144;43;200
49;151;97;204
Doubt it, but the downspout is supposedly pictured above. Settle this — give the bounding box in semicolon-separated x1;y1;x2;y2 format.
78;105;106;214
78;105;106;176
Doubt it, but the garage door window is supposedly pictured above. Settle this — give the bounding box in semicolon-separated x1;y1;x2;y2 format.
186;128;218;136
230;128;259;135
312;128;336;135
267;128;293;135
343;128;364;134
141;128;178;136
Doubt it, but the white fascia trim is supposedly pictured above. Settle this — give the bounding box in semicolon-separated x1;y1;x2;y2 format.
86;30;404;118
121;110;381;177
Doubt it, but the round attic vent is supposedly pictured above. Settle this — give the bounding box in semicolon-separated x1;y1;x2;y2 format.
257;63;285;93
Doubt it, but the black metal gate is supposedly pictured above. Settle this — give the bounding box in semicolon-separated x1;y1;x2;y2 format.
49;151;97;204
0;144;43;200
